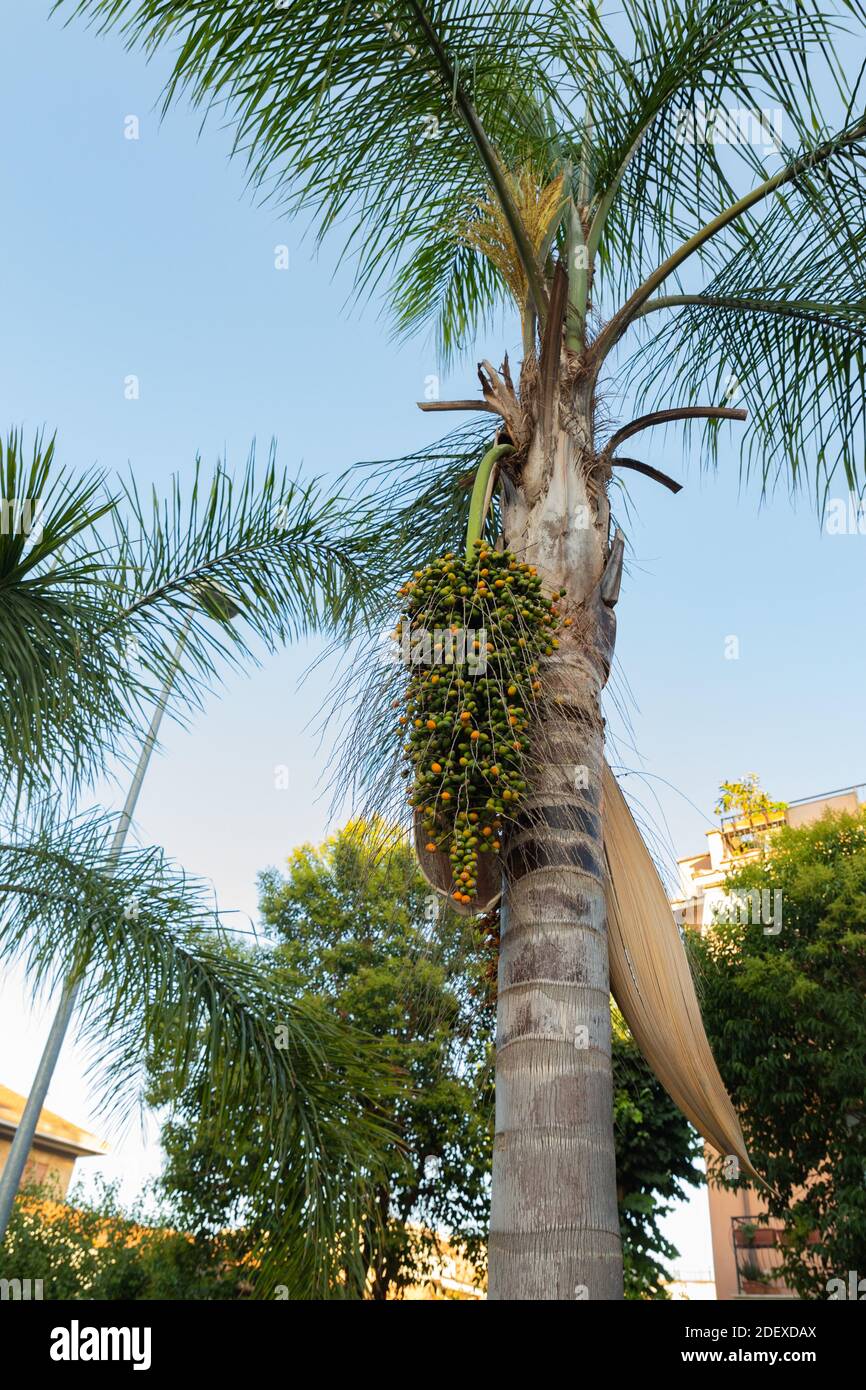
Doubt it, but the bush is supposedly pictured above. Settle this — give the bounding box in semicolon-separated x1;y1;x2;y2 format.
0;1176;252;1300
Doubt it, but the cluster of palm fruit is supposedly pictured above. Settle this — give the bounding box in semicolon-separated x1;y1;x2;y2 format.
394;540;564;905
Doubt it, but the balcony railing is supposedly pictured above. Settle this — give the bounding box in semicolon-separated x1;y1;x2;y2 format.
732;1217;794;1297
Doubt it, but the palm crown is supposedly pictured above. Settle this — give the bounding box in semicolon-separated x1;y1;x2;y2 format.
68;0;866;499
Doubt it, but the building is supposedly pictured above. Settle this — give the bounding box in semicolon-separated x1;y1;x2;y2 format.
671;785;861;931
670;783;864;1300
0;1084;107;1198
662;1268;717;1300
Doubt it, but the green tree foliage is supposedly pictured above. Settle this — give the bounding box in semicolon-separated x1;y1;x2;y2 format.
1;1177;252;1300
612;1008;703;1299
258;822;493;1298
715;774;789;857
154;823;700;1298
714;773;788;824
688;809;866;1297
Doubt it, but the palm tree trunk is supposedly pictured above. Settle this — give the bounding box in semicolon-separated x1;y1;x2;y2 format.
488;410;624;1300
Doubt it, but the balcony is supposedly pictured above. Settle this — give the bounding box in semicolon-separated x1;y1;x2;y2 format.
731;1217;794;1297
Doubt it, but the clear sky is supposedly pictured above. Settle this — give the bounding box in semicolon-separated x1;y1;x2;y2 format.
1;3;863;1278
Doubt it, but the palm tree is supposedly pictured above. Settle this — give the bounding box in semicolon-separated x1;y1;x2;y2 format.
64;0;866;1299
0;430;395;1295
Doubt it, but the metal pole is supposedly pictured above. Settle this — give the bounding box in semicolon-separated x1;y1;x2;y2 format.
0;618;192;1243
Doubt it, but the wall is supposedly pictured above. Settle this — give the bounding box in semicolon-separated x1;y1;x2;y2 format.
0;1137;76;1198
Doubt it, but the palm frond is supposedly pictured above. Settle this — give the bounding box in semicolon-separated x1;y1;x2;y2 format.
620;191;866;500
61;2;599;357
0;433;379;809
570;0;865;305
391;226;507;365
0;431;139;810
0;805;398;1297
107;444;379;719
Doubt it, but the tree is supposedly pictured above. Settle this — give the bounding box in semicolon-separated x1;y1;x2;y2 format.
155;823;494;1299
0;432;396;1295
715;775;788;826
688;809;866;1298
154;823;700;1298
259;822;494;1298
611;1010;703;1300
1;1176;253;1300
715;774;789;854
66;0;866;1299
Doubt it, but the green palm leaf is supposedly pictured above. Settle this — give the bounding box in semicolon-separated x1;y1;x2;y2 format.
61;2;597;356
0;431;136;808
0;805;398;1297
0;430;378;808
107;446;379;721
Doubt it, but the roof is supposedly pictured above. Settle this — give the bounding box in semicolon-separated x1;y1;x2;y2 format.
0;1083;108;1159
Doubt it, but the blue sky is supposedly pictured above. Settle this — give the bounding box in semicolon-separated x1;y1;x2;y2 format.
1;3;864;1275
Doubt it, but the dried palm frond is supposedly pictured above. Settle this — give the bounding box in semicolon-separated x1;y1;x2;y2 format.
604;761;758;1180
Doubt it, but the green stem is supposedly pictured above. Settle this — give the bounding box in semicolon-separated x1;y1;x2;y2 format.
465;444;514;560
406;1;549;325
566;201;587;353
521;311;537;360
634;293;865;323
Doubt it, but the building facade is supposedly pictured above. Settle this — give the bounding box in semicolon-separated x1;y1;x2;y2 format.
670;784;863;1300
0;1084;107;1197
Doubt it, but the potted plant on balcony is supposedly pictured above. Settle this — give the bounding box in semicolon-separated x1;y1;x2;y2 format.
739;1260;773;1296
735;1221;779;1249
